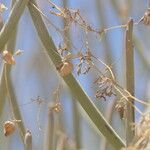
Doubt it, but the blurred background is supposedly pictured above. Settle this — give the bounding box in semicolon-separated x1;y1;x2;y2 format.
0;0;150;149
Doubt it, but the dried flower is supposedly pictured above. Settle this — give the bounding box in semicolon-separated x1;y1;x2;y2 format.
94;76;116;100
4;121;15;136
2;50;15;65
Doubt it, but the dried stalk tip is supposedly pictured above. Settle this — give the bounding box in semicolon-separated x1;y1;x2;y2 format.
57;61;73;77
4;121;16;136
24;130;32;150
2;50;16;65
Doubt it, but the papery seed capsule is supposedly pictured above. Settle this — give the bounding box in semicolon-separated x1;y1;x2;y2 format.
57;61;73;77
2;50;15;65
4;121;15;136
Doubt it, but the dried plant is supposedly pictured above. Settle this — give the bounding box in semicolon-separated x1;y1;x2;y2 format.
1;0;150;150
122;113;150;149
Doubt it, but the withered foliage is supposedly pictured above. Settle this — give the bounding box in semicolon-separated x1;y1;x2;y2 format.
115;99;126;119
76;51;93;75
48;0;99;34
122;113;150;150
94;76;116;101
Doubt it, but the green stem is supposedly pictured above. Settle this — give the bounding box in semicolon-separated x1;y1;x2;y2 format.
0;0;29;51
44;105;55;150
0;14;5;117
0;63;6;117
125;19;135;145
28;1;125;149
5;64;26;141
3;0;26;142
72;98;81;149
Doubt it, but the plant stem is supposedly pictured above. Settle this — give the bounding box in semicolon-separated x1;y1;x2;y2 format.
0;15;5;117
3;0;26;142
5;64;26;140
28;1;125;149
62;0;81;148
125;19;135;145
24;130;32;150
44;105;55;150
0;0;29;51
72;98;81;149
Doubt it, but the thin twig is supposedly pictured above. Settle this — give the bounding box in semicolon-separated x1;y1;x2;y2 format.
0;0;29;51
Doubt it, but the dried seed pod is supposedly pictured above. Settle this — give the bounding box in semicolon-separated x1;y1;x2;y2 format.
57;61;73;77
140;8;150;25
2;50;15;65
4;121;15;136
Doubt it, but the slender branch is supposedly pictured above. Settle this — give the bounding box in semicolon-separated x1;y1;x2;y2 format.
2;0;26;142
0;0;29;51
72;98;81;149
28;1;125;149
0;15;5;117
125;19;135;145
4;64;26;140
